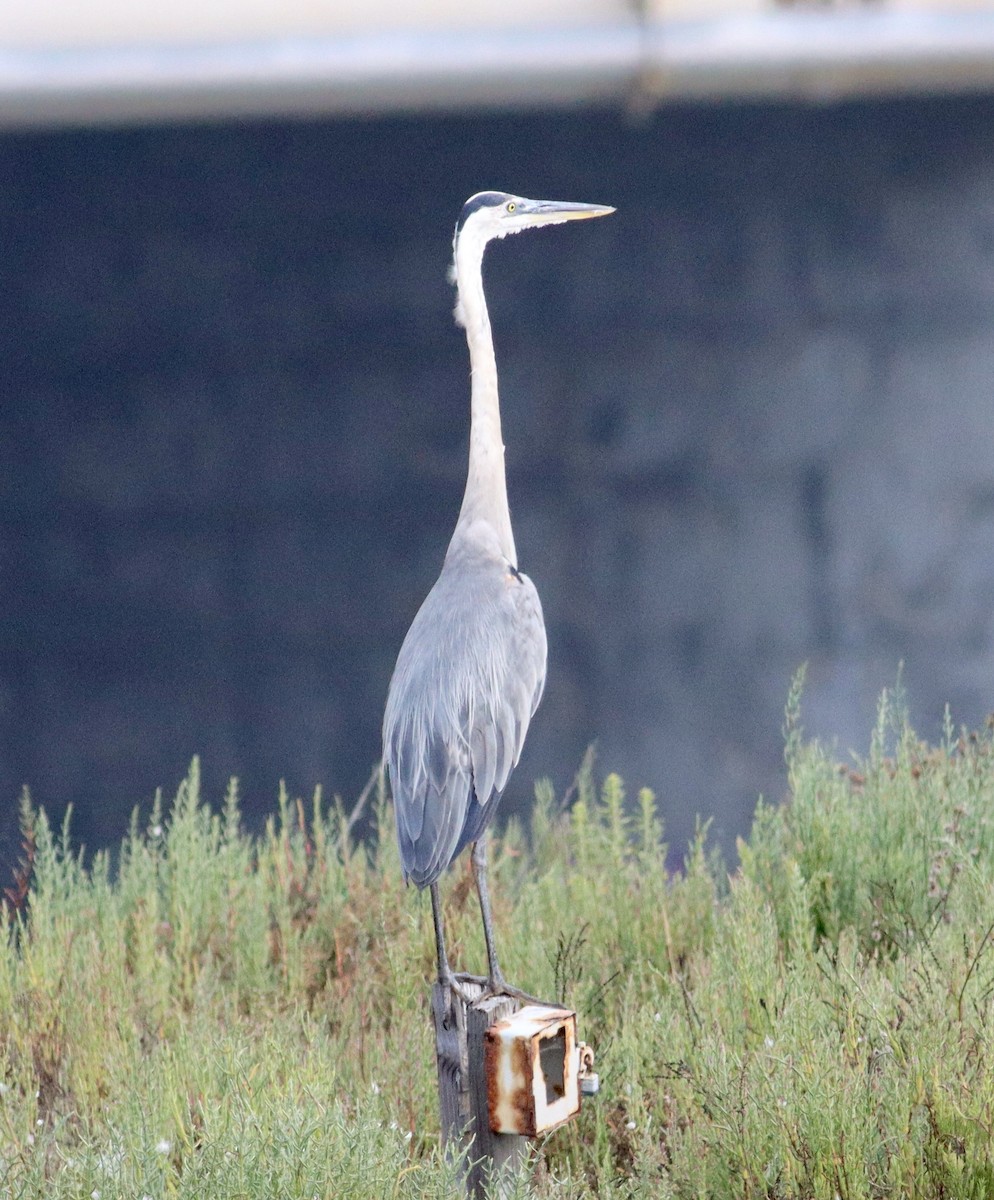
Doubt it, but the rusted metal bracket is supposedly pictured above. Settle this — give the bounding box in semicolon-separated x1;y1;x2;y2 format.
484;1004;580;1136
432;985;598;1198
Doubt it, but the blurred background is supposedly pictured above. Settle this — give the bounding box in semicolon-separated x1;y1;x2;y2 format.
3;0;994;868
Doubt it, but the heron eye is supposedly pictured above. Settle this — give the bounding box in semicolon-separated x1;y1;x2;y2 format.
506;201;516;213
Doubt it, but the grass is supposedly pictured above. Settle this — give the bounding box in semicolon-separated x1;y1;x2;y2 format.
4;674;994;1196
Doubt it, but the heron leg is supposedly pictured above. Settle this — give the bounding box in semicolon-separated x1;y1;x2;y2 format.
430;882;481;1005
471;836;544;1004
471;835;503;983
430;882;453;980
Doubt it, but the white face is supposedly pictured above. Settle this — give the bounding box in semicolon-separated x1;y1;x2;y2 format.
458;192;614;244
449;192;614;327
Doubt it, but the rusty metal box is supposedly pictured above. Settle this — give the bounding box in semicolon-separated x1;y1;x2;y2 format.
484;1004;580;1136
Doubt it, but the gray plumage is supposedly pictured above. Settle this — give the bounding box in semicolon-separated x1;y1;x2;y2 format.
384;532;547;886
382;190;613;996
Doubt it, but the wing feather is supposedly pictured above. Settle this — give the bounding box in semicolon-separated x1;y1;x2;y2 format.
383;549;547;888
471;722;498;806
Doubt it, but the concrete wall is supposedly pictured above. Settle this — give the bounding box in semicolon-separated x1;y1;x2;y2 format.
3;95;994;864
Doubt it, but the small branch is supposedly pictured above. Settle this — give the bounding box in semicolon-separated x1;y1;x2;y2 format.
957;918;994;1024
342;762;382;848
556;744;597;815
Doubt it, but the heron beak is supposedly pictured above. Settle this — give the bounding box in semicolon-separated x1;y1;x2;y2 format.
518;199;615;226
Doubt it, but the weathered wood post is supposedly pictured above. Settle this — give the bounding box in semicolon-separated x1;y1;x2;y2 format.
432;982;528;1198
432;983;592;1198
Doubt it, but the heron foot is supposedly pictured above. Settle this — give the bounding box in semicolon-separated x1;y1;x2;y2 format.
452;970;488;991
482;968;548;1007
439;969;486;1008
440;968;549;1008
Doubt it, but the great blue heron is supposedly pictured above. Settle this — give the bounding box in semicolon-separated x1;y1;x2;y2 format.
383;191;614;1001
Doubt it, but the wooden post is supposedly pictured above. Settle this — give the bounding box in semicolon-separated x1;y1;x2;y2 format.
432;982;529;1198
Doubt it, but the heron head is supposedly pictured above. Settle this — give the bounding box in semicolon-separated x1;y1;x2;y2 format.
449;191;614;327
455;191;615;247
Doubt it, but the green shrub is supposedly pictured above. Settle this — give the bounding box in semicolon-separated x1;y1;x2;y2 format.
3;681;994;1196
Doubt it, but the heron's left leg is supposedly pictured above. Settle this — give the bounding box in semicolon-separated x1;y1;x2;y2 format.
471;835;543;1003
471;835;503;985
431;882;481;1005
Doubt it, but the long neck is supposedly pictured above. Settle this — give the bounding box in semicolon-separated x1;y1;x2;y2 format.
451;233;517;564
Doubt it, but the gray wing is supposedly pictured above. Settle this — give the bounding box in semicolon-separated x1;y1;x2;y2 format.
383;558;546;888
